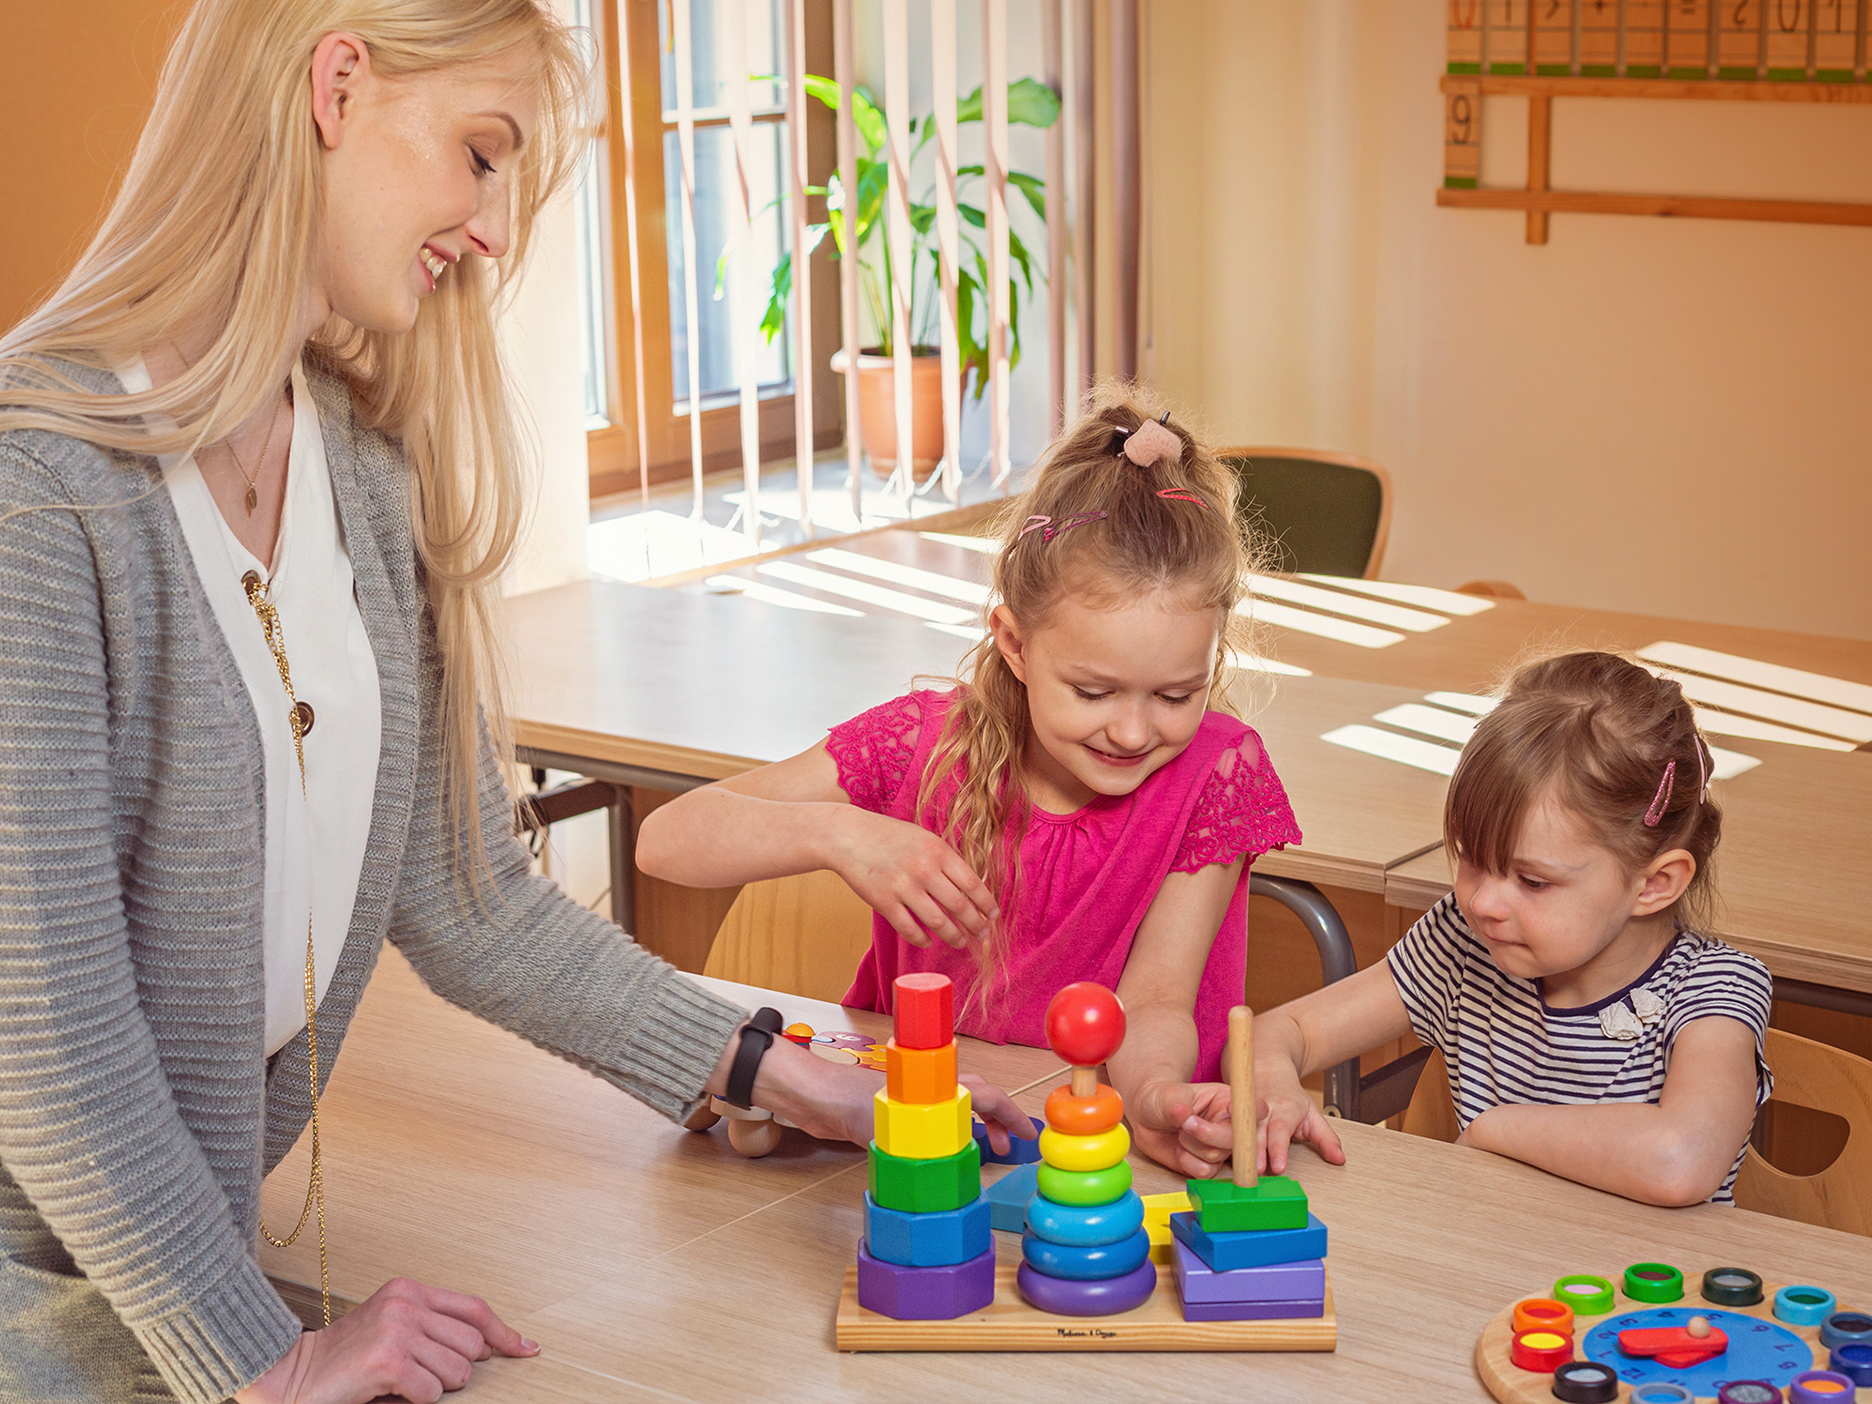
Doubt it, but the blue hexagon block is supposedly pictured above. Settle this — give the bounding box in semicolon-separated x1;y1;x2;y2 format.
864;1191;991;1268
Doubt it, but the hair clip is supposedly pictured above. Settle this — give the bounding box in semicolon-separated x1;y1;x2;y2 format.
1156;488;1209;510
1642;759;1676;828
1113;413;1181;468
1017;511;1107;545
1693;734;1709;803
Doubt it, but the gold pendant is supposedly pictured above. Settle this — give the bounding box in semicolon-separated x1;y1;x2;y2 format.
245;484;258;514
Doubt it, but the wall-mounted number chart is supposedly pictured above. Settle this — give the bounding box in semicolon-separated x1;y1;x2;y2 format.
1441;0;1872;242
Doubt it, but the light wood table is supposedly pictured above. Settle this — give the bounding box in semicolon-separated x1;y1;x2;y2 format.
260;950;1872;1402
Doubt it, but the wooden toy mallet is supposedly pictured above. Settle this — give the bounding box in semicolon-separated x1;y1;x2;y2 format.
1228;1004;1257;1188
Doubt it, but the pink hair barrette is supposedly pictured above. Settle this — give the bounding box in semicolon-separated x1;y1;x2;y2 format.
1642;759;1676;828
1017;511;1107;545
1156;488;1209;510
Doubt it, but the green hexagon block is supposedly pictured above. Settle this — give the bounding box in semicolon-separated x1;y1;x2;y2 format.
1185;1175;1308;1233
869;1139;982;1214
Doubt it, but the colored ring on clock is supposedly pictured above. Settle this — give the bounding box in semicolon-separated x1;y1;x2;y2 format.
1044;1082;1124;1136
1551;1274;1615;1317
1701;1267;1764;1306
1513;1298;1574;1336
1790;1370;1859;1404
1509;1328;1573;1373
1623;1262;1684;1303
1628;1385;1695;1404
1717;1385;1786;1404
1776;1286;1839;1327
1024;1189;1144;1247
1550;1360;1618;1404
1038;1123;1130;1173
1021;1227;1151;1280
1036;1159;1132;1207
1831;1343;1872;1386
1820;1311;1872;1352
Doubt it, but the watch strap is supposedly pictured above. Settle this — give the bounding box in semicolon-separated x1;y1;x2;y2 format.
724;1006;784;1109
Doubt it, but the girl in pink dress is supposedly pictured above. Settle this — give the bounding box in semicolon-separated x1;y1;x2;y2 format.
638;387;1302;1176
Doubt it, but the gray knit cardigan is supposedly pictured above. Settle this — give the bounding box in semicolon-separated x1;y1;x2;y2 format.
0;357;747;1404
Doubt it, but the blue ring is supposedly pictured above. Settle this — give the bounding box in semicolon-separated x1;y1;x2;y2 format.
1832;1344;1872;1386
1020;1228;1151;1280
1821;1311;1872;1352
1774;1285;1838;1327
1025;1190;1144;1247
1629;1385;1695;1404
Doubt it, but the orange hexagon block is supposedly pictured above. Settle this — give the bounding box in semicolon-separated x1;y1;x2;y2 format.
886;1038;957;1104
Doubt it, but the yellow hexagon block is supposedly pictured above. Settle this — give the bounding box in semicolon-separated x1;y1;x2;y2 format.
1039;1123;1130;1173
872;1087;973;1160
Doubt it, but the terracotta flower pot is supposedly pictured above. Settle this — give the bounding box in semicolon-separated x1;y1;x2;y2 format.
831;347;946;482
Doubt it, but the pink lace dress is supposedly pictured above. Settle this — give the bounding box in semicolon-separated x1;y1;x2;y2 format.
828;690;1302;1082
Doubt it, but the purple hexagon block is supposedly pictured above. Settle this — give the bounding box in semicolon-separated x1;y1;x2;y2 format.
855;1240;996;1320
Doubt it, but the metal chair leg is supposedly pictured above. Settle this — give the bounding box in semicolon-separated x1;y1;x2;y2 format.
1248;873;1360;1120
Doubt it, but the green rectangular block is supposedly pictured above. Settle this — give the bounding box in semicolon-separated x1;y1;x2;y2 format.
869;1139;981;1214
1185;1175;1309;1233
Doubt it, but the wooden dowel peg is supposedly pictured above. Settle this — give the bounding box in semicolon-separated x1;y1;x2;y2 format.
1071;1065;1098;1098
1228;1005;1257;1189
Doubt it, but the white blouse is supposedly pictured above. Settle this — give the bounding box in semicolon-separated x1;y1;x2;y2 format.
121;356;383;1055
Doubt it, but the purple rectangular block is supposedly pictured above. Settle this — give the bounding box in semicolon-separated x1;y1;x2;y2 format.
1180;1296;1325;1322
1172;1239;1324;1304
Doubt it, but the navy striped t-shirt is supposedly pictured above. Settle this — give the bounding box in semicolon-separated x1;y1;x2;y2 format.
1386;894;1773;1204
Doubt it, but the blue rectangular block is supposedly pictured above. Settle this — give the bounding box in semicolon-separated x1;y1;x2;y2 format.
864;1192;991;1267
985;1161;1039;1233
1171;1239;1324;1304
1168;1210;1328;1272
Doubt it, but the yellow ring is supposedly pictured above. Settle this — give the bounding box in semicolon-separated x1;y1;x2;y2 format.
1039;1123;1130;1173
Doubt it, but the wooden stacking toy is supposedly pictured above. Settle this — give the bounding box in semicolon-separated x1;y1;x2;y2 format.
854;973;995;1320
1016;982;1157;1317
1166;1006;1330;1321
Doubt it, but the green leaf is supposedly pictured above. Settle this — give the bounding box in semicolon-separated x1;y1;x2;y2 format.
761;258;792;343
1007;225;1035;295
799;75;886;154
953;171;1047;228
954;77;1062;129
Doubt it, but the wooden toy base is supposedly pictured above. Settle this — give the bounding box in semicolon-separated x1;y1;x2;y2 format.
835;1260;1337;1351
1476;1273;1840;1403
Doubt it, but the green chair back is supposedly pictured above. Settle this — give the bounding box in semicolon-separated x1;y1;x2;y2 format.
1220;450;1390;579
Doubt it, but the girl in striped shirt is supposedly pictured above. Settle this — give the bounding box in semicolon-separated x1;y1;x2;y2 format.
1248;651;1772;1205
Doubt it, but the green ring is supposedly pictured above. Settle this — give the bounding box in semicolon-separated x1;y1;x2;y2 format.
1036;1159;1132;1207
1701;1267;1764;1307
1552;1274;1616;1316
1624;1262;1684;1303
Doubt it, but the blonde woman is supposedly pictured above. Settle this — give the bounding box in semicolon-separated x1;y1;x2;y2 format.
0;4;1030;1402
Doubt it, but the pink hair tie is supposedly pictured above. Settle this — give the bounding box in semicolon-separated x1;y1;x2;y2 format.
1119;416;1181;468
1156;489;1209;510
1642;759;1676;828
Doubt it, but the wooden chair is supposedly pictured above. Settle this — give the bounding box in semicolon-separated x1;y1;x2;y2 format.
1216;446;1393;580
1734;1027;1872;1237
1399;1046;1462;1144
701;870;875;1005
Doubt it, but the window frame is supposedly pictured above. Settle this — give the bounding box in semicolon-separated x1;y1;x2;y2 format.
590;0;843;501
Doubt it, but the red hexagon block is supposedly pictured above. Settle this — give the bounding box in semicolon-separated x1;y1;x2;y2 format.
892;973;954;1050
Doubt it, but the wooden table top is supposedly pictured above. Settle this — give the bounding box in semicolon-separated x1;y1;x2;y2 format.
502;579;1452;893
259;951;1872;1402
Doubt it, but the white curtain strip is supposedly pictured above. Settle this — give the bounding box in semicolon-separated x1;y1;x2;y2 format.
1042;0;1065;436
833;0;864;524
672;0;707;519
612;0;653;509
787;0;815;537
723;0;764;547
1072;0;1096;400
930;0;963;504
883;0;916;500
983;0;1011;488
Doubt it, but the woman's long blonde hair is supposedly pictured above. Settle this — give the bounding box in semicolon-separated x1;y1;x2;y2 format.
919;383;1265;1010
0;0;592;875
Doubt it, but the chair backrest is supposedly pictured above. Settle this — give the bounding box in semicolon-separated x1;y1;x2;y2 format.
1216;446;1393;580
702;870;875;1005
1734;1026;1872;1237
1399;1046;1462;1143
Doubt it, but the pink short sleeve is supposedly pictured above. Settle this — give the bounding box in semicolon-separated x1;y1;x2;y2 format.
825;691;930;814
1171;728;1303;873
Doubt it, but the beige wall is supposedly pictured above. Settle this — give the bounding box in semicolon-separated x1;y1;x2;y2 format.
1147;0;1872;642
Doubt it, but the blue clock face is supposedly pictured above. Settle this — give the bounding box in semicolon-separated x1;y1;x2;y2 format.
1582;1307;1813;1397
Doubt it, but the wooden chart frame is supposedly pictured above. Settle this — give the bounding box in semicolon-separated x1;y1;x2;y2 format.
1441;1;1872;243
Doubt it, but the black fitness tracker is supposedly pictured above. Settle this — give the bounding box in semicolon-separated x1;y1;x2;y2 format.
724;1006;784;1110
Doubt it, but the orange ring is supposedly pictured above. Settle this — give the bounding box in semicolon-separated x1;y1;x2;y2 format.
1513;1298;1575;1336
1044;1082;1124;1136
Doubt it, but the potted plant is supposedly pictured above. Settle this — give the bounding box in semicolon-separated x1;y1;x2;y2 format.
744;76;1060;481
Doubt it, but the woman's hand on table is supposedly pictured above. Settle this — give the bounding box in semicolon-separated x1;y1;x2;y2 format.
234;1278;537;1404
826;808;997;950
744;1037;1037;1154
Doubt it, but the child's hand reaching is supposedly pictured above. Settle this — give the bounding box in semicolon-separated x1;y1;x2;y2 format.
1126;1080;1237;1179
829;808;998;950
1258;1084;1346;1176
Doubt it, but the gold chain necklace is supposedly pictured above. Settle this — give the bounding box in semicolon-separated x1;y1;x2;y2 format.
224;383;288;515
242;569;330;1328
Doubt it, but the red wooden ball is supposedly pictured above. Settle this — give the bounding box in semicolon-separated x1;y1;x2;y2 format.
1044;982;1126;1067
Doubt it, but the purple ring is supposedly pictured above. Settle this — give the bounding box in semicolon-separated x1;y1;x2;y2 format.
1017;1259;1157;1317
